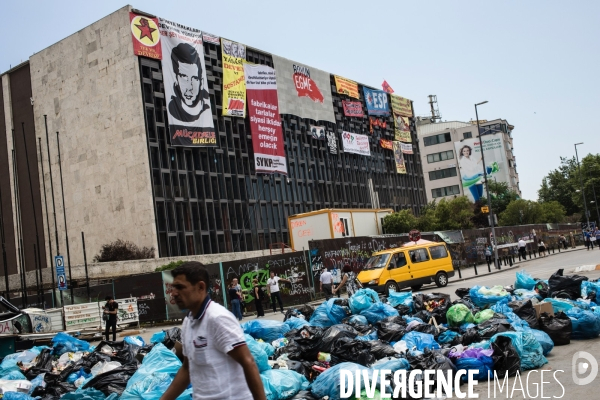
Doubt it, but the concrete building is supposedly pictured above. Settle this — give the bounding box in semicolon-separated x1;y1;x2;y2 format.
0;5;428;289
416;118;520;203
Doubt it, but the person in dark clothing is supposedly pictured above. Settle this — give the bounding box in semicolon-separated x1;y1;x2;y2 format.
103;296;118;341
253;278;265;318
228;283;243;321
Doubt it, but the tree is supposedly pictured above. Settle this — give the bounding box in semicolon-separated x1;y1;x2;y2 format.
94;239;155;262
433;197;474;230
538;201;566;223
499;200;538;226
417;202;439;232
383;209;418;234
483;181;520;216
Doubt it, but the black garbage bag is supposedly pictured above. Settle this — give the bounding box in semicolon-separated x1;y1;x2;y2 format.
413;293;451;324
93;340;138;364
491;335;521;378
539;311;572;346
407;349;456;383
293;326;325;361
462;318;514;346
162;327;182;350
285;329;300;339
412;310;432;322
330;337;375;366
298;304;315;320
289;390;319;400
455;288;470;299
333;298;349;307
376;316;408;343
534;281;549;299
393;304;411;316
284;309;305;322
25;348;54;380
286;360;312;380
451;296;479;312
411;323;438;337
80;351;112;371
367;340;398;359
280;341;304;361
319;324;358;353
548;269;588;300
342;317;373;334
32;373;76;398
508;299;539;329
83;362;138;396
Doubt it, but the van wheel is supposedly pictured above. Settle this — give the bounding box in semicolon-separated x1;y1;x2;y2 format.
435;272;448;287
411;284;422;291
385;281;399;295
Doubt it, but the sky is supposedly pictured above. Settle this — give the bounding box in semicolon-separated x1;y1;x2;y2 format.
2;1;598;201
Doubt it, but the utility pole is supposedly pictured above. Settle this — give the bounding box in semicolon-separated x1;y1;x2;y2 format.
574;143;590;229
587;165;600;225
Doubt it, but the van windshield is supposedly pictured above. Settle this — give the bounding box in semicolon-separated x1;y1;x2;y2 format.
362;254;390;270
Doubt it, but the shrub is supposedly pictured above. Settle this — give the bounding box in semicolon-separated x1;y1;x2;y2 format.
155;260;185;272
93;239;155;262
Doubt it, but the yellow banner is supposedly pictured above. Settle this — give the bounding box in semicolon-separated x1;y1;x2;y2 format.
390;94;413;117
334;76;359;99
394;115;412;143
393;141;407;174
221;39;246;117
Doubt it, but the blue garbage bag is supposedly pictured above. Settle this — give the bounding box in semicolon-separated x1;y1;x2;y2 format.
0;358;20;378
491;299;530;331
372;357;410;372
401;331;440;352
0;370;26;380
469;285;511;308
349;288;381;314
459;323;475;333
349;315;368;326
437;330;460;344
544;298;575;313
51;332;91;355
244;334;274;356
242;319;291;342
491;331;547;371
530;329;554;356
28;373;46;395
124;335;146;347
582;281;600;298
63;388;111;400
310;362;371;400
245;336;271;372
566;308;600;339
513;289;542;300
260;369;309;400
455;355;493;382
360;303;399;324
150;331;166;344
356;330;378;341
3;393;36;400
309;299;348;328
126;343;182;389
284;316;310;331
67;367;92;384
515;270;537;290
120;372;192;400
403;316;424;324
387;291;413;311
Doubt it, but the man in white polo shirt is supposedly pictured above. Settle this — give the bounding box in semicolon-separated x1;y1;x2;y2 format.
160;262;266;400
320;268;333;300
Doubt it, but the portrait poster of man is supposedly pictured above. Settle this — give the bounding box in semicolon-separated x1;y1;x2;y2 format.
159;18;216;147
393;141;407;174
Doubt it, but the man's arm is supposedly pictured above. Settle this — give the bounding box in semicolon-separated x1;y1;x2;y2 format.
160;356;191;400
228;345;266;400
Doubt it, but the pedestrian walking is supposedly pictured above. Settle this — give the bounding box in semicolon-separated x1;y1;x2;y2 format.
103;296;118;341
161;262;266;400
585;230;592;251
518;238;527;260
253;278;265;318
484;246;492;268
538;239;546;257
559;234;568;250
591;229;597;250
229;282;243;321
232;278;246;316
333;264;362;298
266;272;291;314
320;268;333;300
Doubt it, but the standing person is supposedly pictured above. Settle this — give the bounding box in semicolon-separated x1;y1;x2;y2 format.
538;239;547;257
320;268;333;300
559;234;567;250
585;230;592;251
228;282;243;321
232;278;246;316
591;229;597;250
266;272;291;314
103;296;118;341
253;279;265;318
332;264;362;298
160;262;266;400
518;238;527;260
596;229;600;250
484;246;492;268
570;231;576;248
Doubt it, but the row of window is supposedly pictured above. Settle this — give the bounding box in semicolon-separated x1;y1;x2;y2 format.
428;167;457;181
423;132;451;147
427;150;454;164
431;185;460;198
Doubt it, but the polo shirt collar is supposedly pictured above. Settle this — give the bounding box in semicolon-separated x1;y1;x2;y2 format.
188;295;212;321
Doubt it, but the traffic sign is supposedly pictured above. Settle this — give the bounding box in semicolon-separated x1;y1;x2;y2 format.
55;255;68;291
481;206;489;214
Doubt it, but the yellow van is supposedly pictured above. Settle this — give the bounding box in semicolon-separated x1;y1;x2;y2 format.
357;242;455;294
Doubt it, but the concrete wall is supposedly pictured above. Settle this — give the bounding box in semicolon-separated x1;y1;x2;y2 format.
29;5;157;267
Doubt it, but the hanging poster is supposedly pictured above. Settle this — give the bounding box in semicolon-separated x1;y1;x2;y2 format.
334;76;359;99
244;63;287;175
380;139;393;150
401;143;413;154
341;132;371;156
327;131;338;154
159;18;216;147
390;94;413;117
221;39;246;117
394;115;412;142
129;12;162;59
202;32;220;45
363;87;390;116
271;55;335;123
309;125;326;140
382;80;394;94
342;101;364;118
393;141;407;174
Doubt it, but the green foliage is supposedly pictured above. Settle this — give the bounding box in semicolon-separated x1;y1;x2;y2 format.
155;260;185;272
483;181;520;216
93;239;155;262
383;209;418;234
499;199;566;226
433;197;475;230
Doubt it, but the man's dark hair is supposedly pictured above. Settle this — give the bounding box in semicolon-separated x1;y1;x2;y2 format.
172;261;210;288
171;43;202;77
105;296;113;301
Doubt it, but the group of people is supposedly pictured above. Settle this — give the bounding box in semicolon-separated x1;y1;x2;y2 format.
584;228;600;250
319;264;361;300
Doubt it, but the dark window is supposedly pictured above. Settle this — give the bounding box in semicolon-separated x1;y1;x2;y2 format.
431;185;461;198
429;245;449;260
427;150;455;163
428;167;458;181
423;133;451;146
408;248;430;263
463;131;472;139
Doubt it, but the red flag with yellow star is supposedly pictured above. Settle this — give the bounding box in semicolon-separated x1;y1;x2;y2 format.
382;80;394;94
129;12;162;60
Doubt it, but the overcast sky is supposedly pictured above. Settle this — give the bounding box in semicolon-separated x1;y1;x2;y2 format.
3;1;598;201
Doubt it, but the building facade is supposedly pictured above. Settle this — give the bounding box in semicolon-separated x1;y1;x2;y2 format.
0;5;428;280
417;118;520;203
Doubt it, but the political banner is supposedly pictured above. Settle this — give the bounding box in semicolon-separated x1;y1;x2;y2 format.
401;142;413;154
393;141;407;174
129;12;162;59
390;94;413;117
202;32;220;45
369;117;387;133
394;115;412;142
159;18;216;147
309;125;326;140
244;63;287;175
341;132;370;156
454;136;509;202
363;87;390;116
55;255;67;291
334;76;359;99
342;101;364;118
271;55;335;123
380;139;393;150
382;80;394;94
327;131;338;154
221;39;246;117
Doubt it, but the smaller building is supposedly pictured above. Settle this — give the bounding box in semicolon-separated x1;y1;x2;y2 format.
416;118;520;203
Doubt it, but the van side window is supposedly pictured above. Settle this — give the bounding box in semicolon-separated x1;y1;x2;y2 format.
429;245;449;260
408;248;430;263
389;253;407;269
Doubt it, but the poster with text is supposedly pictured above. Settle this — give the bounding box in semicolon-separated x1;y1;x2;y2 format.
244;63;287;175
380;139;393;150
393;141;407;174
202;32;220;45
401;142;413;154
272;55;335;123
363;87;390;116
221;39;246;117
390;94;413;117
310;125;326;140
130;12;162;59
342;101;364;118
159;18;216;146
341;131;371;156
394;115;412;142
327;131;338;154
454;136;509;202
334;76;359;98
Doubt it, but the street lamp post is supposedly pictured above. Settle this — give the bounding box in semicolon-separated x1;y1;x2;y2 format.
587;166;600;224
475;101;499;268
574;143;590;229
